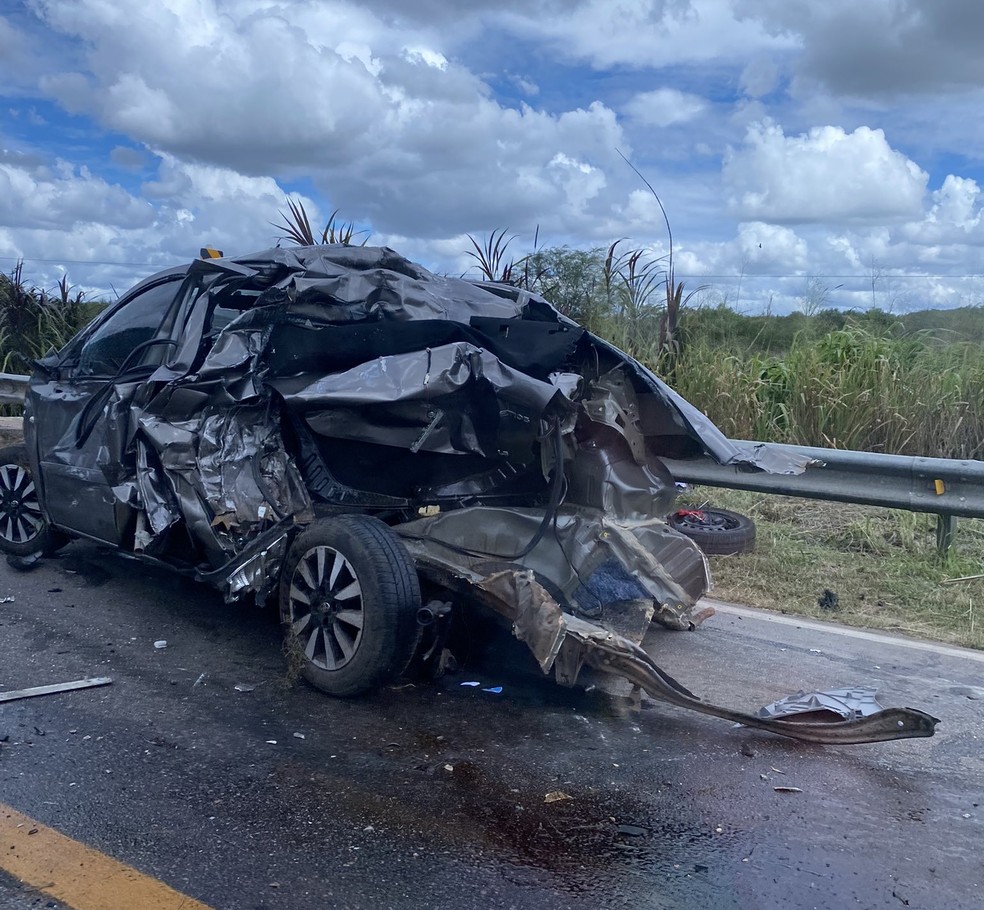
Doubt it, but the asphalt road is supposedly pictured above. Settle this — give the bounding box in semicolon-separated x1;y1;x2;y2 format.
0;541;981;910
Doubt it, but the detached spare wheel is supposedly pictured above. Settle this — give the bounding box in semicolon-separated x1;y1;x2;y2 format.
279;515;421;696
668;507;756;555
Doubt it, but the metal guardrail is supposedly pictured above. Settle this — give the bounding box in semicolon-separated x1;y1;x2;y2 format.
662;442;984;552
0;372;28;405
661;442;984;520
1;370;980;548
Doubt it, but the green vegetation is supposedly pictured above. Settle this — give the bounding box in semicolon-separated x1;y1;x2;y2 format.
0;262;98;373
683;486;984;650
466;236;984;460
669;324;984;459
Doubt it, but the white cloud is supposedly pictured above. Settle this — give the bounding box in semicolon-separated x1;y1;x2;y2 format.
0;160;152;231
739;57;780;98
1;0;983;317
723;121;928;223
498;0;793;70
920;175;984;240
0;152;308;296
735;0;984;98
623;88;707;126
736;221;808;269
22;0;629;243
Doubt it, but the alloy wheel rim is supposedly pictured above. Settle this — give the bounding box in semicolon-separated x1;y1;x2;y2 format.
288;545;365;670
0;462;44;546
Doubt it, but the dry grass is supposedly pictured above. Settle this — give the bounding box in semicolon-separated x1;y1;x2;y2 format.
682;486;984;650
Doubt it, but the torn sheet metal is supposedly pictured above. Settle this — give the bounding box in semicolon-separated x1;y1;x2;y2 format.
514;589;937;744
572;621;939;745
270;343;573;457
397;505;710;626
404;547;936;744
757;687;885;723
196;405;312;531
589;335;815;474
219;531;289;603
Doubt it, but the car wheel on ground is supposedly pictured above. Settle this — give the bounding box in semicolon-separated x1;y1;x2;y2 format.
279;514;421;697
668;506;756;555
0;444;69;558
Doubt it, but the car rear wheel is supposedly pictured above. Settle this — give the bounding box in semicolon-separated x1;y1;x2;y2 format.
668;506;756;555
279;515;421;697
0;444;67;558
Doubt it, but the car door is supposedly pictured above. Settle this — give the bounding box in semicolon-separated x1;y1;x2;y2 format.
28;275;185;544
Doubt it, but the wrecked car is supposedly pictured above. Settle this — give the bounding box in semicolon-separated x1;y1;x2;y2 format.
0;245;937;744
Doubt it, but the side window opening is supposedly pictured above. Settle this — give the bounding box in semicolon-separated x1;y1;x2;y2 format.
208;292;262;335
76;279;183;377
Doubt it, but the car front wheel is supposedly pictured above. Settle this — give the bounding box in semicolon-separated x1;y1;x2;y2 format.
279;515;421;697
0;444;66;558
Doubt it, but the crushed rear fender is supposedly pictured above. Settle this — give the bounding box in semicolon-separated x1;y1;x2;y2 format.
397;507;938;745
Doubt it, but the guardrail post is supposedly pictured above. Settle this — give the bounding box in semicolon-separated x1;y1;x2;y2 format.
936;514;957;555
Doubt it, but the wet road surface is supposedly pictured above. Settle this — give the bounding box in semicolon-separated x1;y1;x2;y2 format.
0;542;981;909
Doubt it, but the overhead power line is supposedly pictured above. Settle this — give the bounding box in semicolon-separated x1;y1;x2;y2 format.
0;255;160;268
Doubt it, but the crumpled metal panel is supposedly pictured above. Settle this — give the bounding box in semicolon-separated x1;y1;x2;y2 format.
189;245;526;323
396;505;709;629
197;404;312;529
134;439;179;537
222;532;289;603
757;687;885;722
589;334;814;474
185;245;810;475
271;343;572;457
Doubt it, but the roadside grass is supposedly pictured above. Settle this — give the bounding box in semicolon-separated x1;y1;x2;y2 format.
682;486;984;651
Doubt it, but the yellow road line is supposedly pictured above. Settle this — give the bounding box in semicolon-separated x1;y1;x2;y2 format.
0;803;214;910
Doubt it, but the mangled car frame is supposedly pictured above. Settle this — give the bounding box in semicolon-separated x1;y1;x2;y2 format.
0;245;937;745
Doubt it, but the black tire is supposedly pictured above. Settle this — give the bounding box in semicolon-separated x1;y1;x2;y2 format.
279;515;421;697
0;444;68;558
668;506;756;556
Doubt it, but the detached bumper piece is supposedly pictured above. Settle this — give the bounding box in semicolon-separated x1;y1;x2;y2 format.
567;625;940;745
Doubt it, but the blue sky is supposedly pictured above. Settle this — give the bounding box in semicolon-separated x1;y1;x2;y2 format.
2;0;984;313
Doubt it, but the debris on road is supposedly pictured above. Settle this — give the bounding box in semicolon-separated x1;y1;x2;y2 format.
758;687;885;723
234;682;257;692
774;787;804;793
153;640;167;649
0;677;112;704
544;791;573;803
